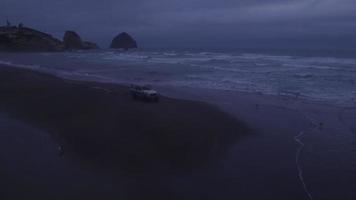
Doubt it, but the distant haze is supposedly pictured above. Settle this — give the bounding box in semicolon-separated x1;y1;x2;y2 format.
1;0;356;49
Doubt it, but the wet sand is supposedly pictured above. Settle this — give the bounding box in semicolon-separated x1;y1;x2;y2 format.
156;85;356;200
1;64;356;200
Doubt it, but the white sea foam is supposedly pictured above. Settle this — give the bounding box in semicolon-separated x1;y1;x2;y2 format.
1;50;355;106
0;60;41;70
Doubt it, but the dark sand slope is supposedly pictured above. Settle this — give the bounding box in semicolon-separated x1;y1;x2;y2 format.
0;65;249;172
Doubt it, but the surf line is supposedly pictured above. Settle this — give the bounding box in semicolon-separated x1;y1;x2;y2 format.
294;112;318;200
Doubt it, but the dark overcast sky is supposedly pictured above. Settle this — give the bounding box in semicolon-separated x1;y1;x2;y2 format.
1;0;356;49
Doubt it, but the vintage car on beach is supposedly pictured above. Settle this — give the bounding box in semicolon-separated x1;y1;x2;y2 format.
130;84;159;102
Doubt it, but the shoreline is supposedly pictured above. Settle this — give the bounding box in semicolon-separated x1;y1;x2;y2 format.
1;52;355;108
2;58;354;109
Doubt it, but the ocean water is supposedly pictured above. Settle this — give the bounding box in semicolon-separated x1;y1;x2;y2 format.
1;49;356;200
0;49;356;106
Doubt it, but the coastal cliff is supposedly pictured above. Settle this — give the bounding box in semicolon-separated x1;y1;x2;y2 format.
0;24;137;52
0;26;64;52
0;26;98;52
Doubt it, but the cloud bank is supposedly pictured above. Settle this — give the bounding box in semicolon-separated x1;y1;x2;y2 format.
1;0;355;48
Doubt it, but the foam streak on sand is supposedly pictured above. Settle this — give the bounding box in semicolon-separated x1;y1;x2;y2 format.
91;86;112;93
250;98;316;200
294;111;319;200
295;131;313;200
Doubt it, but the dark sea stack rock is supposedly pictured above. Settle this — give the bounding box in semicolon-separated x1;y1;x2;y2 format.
63;31;83;50
110;32;137;50
0;26;63;52
63;31;98;50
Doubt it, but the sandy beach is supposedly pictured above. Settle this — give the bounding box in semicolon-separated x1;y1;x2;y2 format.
0;64;249;169
1;64;356;200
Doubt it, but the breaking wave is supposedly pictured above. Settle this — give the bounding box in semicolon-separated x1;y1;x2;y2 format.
1;49;356;106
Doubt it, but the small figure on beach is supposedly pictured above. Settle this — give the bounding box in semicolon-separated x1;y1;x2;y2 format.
58;144;64;157
6;20;11;27
18;22;23;29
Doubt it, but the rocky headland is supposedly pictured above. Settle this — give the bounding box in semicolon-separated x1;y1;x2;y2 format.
0;26;63;52
0;25;98;52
